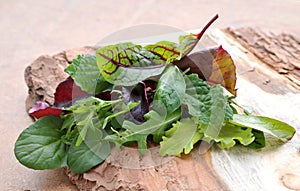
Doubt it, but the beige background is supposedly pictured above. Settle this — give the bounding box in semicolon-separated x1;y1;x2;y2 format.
0;0;299;190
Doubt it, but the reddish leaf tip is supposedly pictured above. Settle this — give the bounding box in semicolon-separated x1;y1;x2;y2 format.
196;14;219;39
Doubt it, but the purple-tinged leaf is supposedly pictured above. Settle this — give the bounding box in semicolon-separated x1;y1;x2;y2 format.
175;45;237;96
54;77;89;107
29;101;62;119
122;82;149;123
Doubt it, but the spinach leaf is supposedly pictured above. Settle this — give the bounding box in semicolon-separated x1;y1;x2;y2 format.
67;128;110;174
14;116;66;170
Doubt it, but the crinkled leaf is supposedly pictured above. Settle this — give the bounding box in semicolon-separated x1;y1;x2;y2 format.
154;66;186;114
247;129;265;149
159;118;201;157
67;128;110;174
183;74;232;125
230;114;295;141
29;101;62;119
96;42;166;86
213;124;255;149
175;46;236;96
65;54;112;94
14;116;66;170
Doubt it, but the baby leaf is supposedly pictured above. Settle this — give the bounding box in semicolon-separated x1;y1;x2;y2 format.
67;128;110;174
183;74;232;125
65;54;112;94
213;124;255;149
96;42;166;86
154;66;186;114
106;109;181;155
159;118;202;157
230;115;296;141
14;116;66;170
208;46;237;96
175;46;237;96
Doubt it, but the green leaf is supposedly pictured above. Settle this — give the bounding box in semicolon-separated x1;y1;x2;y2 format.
65;54;112;94
106;109;181;155
154;66;186;113
159;118;202;157
247;129;265;149
67;128;110;174
14;116;66;170
96;42;166;86
230;114;295;141
144;33;198;63
183;74;232;125
213;124;255;149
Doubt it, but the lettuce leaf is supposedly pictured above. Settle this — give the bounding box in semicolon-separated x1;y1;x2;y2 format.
230;114;295;141
159;118;202;156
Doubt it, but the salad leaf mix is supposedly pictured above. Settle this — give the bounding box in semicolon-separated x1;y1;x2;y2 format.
14;15;295;174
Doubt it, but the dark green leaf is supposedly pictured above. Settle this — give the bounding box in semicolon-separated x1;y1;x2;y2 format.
67;128;110;173
65;54;112;94
247;129;265;149
154;66;186;114
14;116;66;170
183;74;232;125
230;114;295;141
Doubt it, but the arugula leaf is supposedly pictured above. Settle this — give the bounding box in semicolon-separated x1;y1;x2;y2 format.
154;66;186;114
65;54;112;94
96;42;166;86
67;128;110;174
14;116;66;170
213;124;255;149
230;114;295;141
159;118;202;157
106;109;181;155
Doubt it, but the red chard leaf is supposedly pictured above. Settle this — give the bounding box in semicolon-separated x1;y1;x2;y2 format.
29;101;62;119
54;77;89;107
96;42;166;86
208;46;237;96
175;46;237;96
